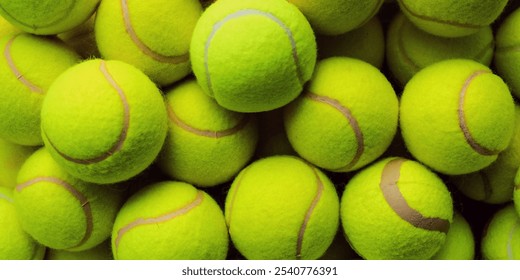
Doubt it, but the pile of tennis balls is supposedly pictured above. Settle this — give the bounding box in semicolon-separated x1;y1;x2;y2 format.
1;0;520;260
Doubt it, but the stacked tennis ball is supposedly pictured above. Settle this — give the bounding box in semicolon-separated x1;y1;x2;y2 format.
0;0;520;260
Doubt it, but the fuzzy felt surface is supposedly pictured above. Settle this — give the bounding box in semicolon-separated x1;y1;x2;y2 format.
0;139;35;189
431;212;474;260
481;204;520;260
495;7;520;98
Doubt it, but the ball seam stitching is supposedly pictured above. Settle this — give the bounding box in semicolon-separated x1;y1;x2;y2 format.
0;1;77;30
3;34;44;94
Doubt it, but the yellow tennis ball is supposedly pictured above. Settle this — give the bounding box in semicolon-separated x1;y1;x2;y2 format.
158;79;258;187
400;59;515;175
95;0;202;86
0;0;100;35
46;240;113;260
495;7;520;99
284;57;398;172
481;204;520;260
431;212;475;260
225;155;340;260
190;0;317;112
341;157;453;260
0;33;80;146
0;138;35;189
288;0;383;35
14;148;124;251
112;181;228;260
0;187;45;260
397;0;508;38
41;59;168;184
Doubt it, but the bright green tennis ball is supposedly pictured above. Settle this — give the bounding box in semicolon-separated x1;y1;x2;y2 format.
431;212;475;260
284;57;398;172
341;157;453;260
495;7;520;99
0;187;45;260
0;138;35;189
481;204;520;260
158;79;258;187
316;16;385;69
387;13;494;87
0;0;100;35
14;147;124;251
400;59;515;175
190;0;317;113
112;181;228;260
287;0;383;36
95;0;202;86
46;240;112;260
225;155;339;260
397;0;508;38
58;14;99;59
0;33;80;146
41;59;168;184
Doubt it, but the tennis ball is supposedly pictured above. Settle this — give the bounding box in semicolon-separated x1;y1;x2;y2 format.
288;0;383;36
481;204;520;260
431;212;475;260
397;0;508;38
112;181;228;260
0;0;100;35
400;59;515;175
158;79;258;187
225;155;339;260
284;57;398;172
41;59;168;184
58;14;99;59
95;0;202;86
46;240;112;260
316;16;385;69
0;14;18;37
0;138;35;189
190;0;317;113
341;157;453;260
495;7;520;99
387;13;494;87
452;105;520;204
0;33;80;146
0;187;45;260
14;147;124;251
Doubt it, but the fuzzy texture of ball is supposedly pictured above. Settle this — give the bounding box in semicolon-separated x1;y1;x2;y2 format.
284;57;398;173
46;240;113;260
112;181;228;260
158;79;258;187
0;33;80;146
287;0;383;36
481;204;520;260
0;15;19;37
387;13;494;87
190;0;317;113
0;0;100;35
58;14;99;59
495;7;520;99
41;59;168;184
225;155;339;260
317;16;385;69
431;212;475;260
341;157;453;260
14;148;124;251
0;138;35;189
95;0;202;86
397;0;508;38
0;187;45;260
400;59;515;175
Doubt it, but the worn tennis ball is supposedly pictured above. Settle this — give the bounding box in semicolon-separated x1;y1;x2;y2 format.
190;0;317;113
387;13;494;87
225;155;339;260
112;181;228;260
495;7;520;99
46;240;113;260
284;57;398;172
481;204;520;260
288;0;383;36
0;187;45;260
432;212;475;260
14;147;124;251
0;0;100;35
397;0;508;38
158;79;258;187
341;157;453;260
0;33;80;146
95;0;202;86
400;59;515;175
41;59;168;184
58;14;99;59
0;138;35;189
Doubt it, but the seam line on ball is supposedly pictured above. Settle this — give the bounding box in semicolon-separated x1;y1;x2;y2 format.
16;176;94;249
204;9;304;96
0;192;13;203
380;158;450;233
120;0;189;64
4;34;44;93
0;1;76;30
225;166;250;228
507;219;520;259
